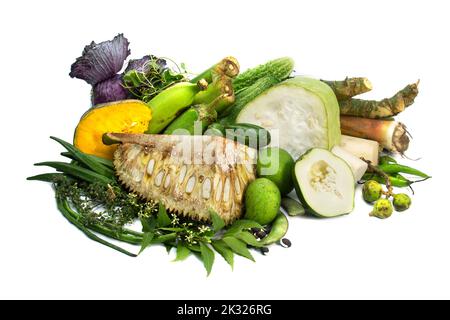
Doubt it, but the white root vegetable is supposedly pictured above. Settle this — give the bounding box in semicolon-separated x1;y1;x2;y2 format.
339;135;379;165
331;146;368;182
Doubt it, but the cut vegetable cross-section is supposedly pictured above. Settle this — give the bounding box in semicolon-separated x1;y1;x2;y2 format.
74;99;152;159
293;148;355;217
235;76;341;159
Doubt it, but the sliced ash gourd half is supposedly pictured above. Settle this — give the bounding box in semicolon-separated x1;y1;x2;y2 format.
293;148;355;217
235;76;341;159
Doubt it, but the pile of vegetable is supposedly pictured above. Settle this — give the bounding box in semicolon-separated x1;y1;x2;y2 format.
29;34;430;274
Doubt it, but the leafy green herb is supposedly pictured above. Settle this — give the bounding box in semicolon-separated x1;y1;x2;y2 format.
54;176;156;228
139;232;155;254
174;243;191;262
211;240;234;269
199;242;215;276
122;56;187;103
223;219;263;237
234;231;263;247
222;237;255;262
157;203;172;227
209;209;225;232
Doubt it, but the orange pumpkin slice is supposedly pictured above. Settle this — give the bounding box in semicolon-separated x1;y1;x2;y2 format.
74;100;152;159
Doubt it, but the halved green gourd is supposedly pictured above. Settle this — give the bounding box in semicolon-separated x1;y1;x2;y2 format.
293;148;355;217
235;76;341;160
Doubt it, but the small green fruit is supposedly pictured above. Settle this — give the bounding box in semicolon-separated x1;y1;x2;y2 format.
257;147;294;196
362;180;383;203
370;198;393;219
245;178;281;225
393;193;411;212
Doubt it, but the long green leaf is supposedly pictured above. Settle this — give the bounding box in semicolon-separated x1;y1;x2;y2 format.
224;219;263;237
187;244;201;253
209;209;225;232
61;151;114;169
34;161;113;185
199;242;215;276
235;231;263;247
211;240;234;269
222;237;255;262
51;136;114;179
140;216;156;233
26;173;63;182
165;243;174;254
157;203;171;227
174;243;191;262
139;232;155;254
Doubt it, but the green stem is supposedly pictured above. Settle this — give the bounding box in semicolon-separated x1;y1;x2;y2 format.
57;199;138;257
190;57;239;83
59;197;142;245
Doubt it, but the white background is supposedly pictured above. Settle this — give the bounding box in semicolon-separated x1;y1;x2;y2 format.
1;0;449;299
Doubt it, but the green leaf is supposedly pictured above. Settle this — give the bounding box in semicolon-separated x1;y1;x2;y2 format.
211;240;234;269
222;237;255;262
34;161;113;185
209;209;225;232
224;219;263;237
174;243;191;262
139;232;155;254
50;136;115;179
187;244;201;253
157;203;171;227
165;244;173;254
199;242;215;276
26;173;64;182
140;216;156;233
235;231;263;247
60;151;114;169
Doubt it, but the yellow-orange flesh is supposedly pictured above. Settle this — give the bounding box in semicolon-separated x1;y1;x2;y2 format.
74;100;152;159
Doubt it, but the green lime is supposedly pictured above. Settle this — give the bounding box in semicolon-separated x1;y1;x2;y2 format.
257;147;294;196
244;178;281;225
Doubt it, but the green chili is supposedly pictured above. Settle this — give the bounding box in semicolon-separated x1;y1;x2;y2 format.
378;163;430;178
362;173;412;188
379;155;397;165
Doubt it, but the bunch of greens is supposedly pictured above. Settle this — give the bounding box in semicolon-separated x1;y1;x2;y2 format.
28;138;287;275
122;56;187;103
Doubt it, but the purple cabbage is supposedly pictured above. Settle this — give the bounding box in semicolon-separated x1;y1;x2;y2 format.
92;74;129;105
70;34;130;85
